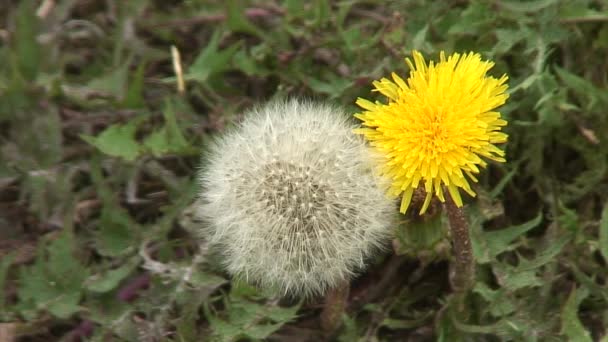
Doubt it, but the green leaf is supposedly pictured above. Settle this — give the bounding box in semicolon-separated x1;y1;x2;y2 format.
186;30;241;84
338;314;359;342
568;262;608;303
312;0;331;28
382;314;433;330
14;0;41;81
122;61;147;108
285;0;304;17
85;256;140;293
225;0;265;38
306;75;353;99
0;253;14;312
233;49;268;77
599;202;608;263
81;118;142;161
560;287;592;342
490;165;518;198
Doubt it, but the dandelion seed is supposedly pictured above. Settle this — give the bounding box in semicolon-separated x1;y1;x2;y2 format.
355;51;509;214
198;99;393;297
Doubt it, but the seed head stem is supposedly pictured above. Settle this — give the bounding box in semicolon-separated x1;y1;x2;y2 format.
320;281;350;335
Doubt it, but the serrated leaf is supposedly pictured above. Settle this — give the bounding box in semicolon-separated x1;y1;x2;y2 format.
228;301;263;326
496;267;542;291
447;2;492;35
190;270;226;288
21;167;71;222
210;317;243;341
262;302;300;323
473;283;515;317
143;100;191;156
493;29;527;55
338;314;359;342
17;231;88;319
7;107;63;170
81;119;142;161
561;287;592;342
186;30;241;84
412;24;431;51
244;322;284;339
483;213;543;260
204;302;243;341
206;284;300;341
517;233;571;271
95;206;137;257
229;280;261;299
85;257;140;293
499;0;558;12
555;65;608;111
142;129;170;155
87;61;131;99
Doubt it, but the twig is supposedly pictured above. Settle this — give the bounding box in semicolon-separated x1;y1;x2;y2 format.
350;8;391;24
150;7;283;29
36;0;55;18
560;15;608;24
353;254;409;306
171;46;185;95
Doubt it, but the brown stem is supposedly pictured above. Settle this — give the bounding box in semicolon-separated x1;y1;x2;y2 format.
320;282;350;335
444;195;475;293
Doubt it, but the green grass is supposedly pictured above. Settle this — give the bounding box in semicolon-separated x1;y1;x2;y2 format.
1;0;607;340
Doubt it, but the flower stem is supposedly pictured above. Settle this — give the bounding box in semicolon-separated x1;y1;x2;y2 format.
444;195;475;293
320;281;350;335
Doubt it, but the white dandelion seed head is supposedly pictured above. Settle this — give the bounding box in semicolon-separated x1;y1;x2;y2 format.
197;99;394;297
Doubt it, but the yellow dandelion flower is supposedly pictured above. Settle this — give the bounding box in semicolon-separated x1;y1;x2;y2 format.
354;50;509;214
